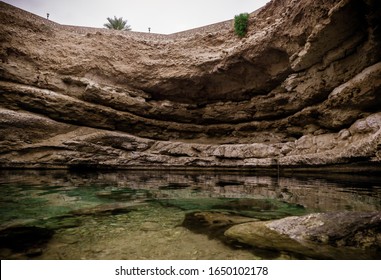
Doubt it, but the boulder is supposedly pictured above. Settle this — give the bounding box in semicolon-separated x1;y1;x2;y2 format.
225;212;381;259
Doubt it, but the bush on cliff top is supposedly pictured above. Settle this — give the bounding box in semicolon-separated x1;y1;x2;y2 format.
104;16;131;31
234;13;249;38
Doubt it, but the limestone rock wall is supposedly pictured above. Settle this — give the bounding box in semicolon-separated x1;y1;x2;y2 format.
0;0;380;170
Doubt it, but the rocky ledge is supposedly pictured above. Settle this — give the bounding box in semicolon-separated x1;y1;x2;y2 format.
183;211;381;259
0;0;380;170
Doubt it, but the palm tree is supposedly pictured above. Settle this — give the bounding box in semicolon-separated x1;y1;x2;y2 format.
104;16;131;31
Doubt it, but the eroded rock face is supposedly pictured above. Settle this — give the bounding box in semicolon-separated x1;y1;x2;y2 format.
0;0;380;170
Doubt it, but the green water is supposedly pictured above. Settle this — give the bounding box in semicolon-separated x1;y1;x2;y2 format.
0;170;380;259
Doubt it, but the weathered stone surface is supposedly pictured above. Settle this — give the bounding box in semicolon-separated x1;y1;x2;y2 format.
225;212;381;259
0;0;380;170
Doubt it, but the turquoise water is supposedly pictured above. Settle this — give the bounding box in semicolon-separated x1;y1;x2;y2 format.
0;170;380;259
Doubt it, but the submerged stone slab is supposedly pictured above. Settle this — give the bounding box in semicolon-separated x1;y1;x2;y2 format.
182;211;257;238
160;198;307;220
70;202;147;216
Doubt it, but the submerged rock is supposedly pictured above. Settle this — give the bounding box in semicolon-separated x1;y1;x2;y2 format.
0;225;54;257
182;211;257;238
160;198;307;220
0;215;84;259
40;215;82;230
225;212;381;259
140;221;162;232
70;202;147;216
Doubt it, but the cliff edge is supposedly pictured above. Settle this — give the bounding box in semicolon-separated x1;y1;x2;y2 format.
0;0;380;171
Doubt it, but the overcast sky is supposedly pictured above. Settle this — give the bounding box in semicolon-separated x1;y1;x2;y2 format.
4;0;270;34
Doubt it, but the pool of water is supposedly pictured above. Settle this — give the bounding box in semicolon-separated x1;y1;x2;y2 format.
0;169;380;259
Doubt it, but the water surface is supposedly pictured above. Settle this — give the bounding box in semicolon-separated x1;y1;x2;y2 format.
0;170;380;259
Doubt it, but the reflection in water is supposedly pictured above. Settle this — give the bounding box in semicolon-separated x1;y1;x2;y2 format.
0;170;380;259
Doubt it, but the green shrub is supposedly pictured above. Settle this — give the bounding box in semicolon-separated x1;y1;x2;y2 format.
234;13;249;38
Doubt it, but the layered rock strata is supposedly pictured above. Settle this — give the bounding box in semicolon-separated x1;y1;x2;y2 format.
0;0;380;170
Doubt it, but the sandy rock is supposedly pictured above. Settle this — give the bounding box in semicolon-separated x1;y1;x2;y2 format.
0;0;380;170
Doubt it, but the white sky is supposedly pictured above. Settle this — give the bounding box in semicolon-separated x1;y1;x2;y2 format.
3;0;270;34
